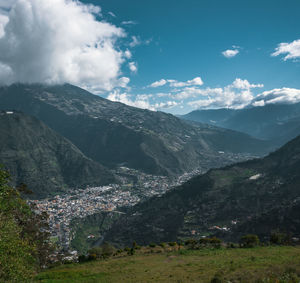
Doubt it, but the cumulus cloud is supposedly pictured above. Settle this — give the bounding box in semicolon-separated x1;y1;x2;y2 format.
222;49;239;58
107;90;178;111
252;88;300;106
187;78;263;109
272;39;300;61
149;77;203;88
150;79;167;88
231;78;264;89
0;0;132;92
107;91;155;110
128;62;138;73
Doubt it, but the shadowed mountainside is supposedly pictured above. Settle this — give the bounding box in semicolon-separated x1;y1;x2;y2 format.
103;134;300;246
0;111;115;198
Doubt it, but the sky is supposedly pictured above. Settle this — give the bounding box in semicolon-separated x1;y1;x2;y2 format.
0;0;300;114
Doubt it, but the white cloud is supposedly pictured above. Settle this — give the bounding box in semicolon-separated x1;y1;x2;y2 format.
107;90;178;111
169;77;204;88
129;35;141;47
0;13;8;37
108;11;116;17
150;79;167;88
154;101;178;109
252;88;300;106
107;90;155;110
129;62;137;73
149;77;203;88
187;78;263;109
230;78;264;89
222;49;239;58
0;0;130;92
121;20;137;25
272;39;300;61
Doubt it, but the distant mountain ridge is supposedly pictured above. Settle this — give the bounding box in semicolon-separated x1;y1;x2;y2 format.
0;111;115;198
102;133;300;246
0;84;272;177
182;103;300;146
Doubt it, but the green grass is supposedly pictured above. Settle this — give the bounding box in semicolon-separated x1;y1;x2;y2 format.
35;246;300;282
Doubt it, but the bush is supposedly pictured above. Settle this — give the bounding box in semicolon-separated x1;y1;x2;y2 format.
88;254;97;261
198;237;222;248
159;242;166;248
185;239;197;249
78;255;87;263
240;234;260;248
101;242;116;258
226;242;236;249
88;247;102;259
88;242;116;259
210;237;222;248
270;231;287;245
149;243;156;248
128;248;135;256
168;242;177;247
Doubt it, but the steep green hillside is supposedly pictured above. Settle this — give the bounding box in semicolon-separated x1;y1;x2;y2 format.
103;134;300;246
0;84;271;176
182;103;300;146
0;112;115;198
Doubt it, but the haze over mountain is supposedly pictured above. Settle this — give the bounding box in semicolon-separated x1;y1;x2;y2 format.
182;103;300;146
102;133;300;247
0;111;115;198
0;84;272;178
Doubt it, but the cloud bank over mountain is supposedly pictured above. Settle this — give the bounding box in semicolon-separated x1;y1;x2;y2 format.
0;0;131;92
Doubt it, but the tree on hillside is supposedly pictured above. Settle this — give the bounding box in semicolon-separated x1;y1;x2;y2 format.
0;166;54;281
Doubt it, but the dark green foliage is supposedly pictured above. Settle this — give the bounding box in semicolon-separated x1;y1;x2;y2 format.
270;231;288;245
88;242;116;260
149;243;156;248
101;242;116;258
0;166;54;281
78;255;87;263
168;242;177;246
128;248;135;256
240;234;260;248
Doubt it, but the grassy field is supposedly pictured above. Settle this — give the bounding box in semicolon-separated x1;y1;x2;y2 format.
35;246;300;283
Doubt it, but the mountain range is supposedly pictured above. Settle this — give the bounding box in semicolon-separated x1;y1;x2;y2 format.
181;104;300;146
102;133;300;246
0;84;271;183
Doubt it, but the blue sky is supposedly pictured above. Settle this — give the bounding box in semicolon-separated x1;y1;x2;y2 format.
0;0;300;114
88;0;300;114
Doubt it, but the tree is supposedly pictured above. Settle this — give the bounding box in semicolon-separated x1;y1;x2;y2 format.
0;165;54;281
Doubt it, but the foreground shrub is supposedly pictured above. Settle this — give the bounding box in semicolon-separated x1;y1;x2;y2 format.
0;166;54;281
240;234;260;248
270;231;288;245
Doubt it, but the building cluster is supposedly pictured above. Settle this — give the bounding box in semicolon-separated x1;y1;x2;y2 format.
31;166;207;251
